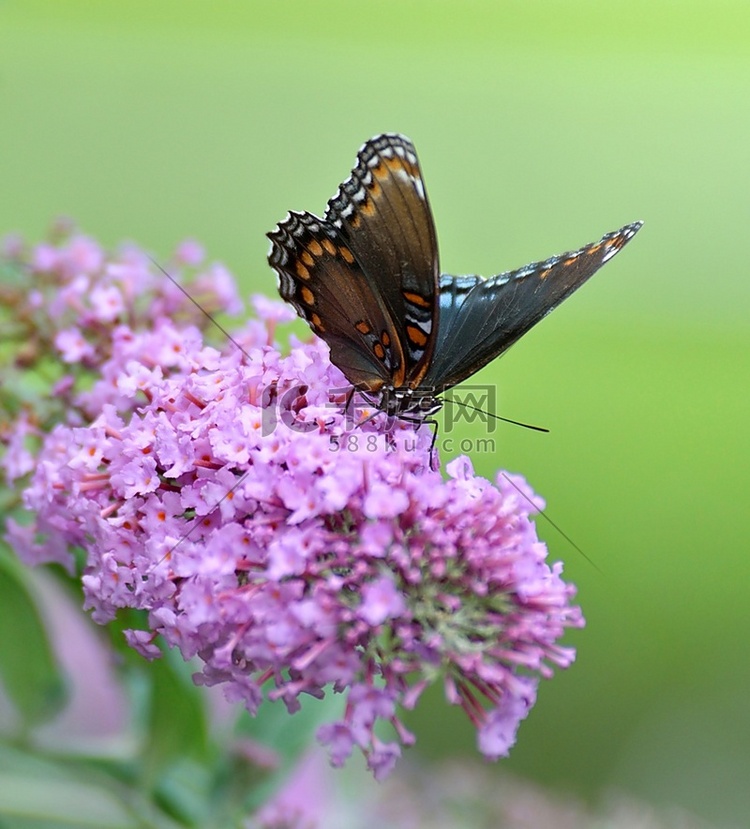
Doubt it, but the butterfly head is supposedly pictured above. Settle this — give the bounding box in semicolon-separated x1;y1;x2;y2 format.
361;384;443;423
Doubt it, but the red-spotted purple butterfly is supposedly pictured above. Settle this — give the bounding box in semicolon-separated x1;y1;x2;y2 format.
267;133;642;425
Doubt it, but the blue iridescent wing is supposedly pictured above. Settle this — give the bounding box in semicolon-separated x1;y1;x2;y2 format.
423;221;643;392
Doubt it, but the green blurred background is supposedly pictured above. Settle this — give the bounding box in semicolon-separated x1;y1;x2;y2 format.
2;1;749;825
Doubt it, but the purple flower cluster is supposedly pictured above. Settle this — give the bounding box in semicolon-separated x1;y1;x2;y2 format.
3;225;584;779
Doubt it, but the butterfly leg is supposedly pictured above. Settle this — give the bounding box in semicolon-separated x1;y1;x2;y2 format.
425;419;440;471
343;386;357;428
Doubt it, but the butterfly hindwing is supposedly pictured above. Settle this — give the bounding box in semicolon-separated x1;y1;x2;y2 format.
267;210;406;391
325;134;440;386
423;221;643;391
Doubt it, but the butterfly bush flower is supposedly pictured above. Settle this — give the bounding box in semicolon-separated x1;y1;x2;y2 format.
2;223;584;779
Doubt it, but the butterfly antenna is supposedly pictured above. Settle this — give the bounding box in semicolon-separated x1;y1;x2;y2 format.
143;255;261;573
444;398;549;433
498;471;601;572
147;254;252;361
151;469;253;572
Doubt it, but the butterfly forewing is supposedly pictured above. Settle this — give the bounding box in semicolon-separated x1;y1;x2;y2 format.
325;134;440;386
422;221;643;391
267;210;406;391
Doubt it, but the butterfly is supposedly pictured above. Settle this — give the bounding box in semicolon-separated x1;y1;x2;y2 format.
267;133;642;426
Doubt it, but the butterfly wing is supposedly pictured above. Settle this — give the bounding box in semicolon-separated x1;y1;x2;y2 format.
325;133;440;387
423;221;643;391
267;210;406;391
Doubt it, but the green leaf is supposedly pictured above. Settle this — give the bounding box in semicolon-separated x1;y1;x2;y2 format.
141;652;209;787
0;744;185;829
0;773;137;828
0;549;66;728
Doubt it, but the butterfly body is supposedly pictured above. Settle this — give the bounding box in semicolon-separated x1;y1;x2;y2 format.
267;134;641;424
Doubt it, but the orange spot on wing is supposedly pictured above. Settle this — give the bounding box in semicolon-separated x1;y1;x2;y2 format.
403;291;431;308
381;330;391;347
300;286;315;306
355;320;372;335
301;250;315;266
406;325;427;347
295;261;310;280
322;238;336;256
339;246;355;264
307;239;323;257
383;156;418;178
372;159;388;179
373;342;386;360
